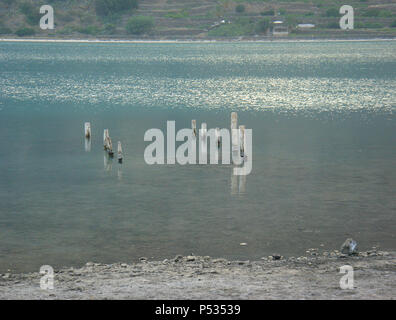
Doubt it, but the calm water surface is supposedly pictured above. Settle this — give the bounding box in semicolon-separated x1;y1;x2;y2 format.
0;41;395;272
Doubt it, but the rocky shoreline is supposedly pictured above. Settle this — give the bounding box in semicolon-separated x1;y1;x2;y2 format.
0;249;395;300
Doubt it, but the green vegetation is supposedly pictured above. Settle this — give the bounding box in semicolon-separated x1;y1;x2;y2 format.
326;21;339;29
235;4;245;14
103;23;117;34
126;16;154;35
0;0;394;38
56;26;75;35
260;9;274;16
255;18;270;33
95;0;138;16
0;20;12;34
165;9;189;19
362;9;392;18
324;8;339;17
76;25;101;35
363;9;380;17
209;18;253;36
209;17;269;37
0;25;12;35
19;1;41;26
355;21;384;29
15;26;35;37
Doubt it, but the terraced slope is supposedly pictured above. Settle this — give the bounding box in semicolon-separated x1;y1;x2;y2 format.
0;0;395;39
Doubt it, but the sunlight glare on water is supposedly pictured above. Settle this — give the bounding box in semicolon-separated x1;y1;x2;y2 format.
0;41;395;273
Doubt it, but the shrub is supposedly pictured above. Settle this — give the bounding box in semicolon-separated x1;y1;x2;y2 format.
95;0;138;16
324;8;339;17
77;25;101;35
260;10;274;16
57;12;75;23
209;24;247;37
208;18;255;37
378;10;393;18
363;9;380;17
355;21;384;29
235;17;253;25
235;4;245;14
165;9;189;19
391;20;396;28
255;18;270;33
19;2;41;26
104;23;116;33
326;21;339;29
15;27;35;37
0;25;12;35
126;16;154;34
19;2;34;15
57;26;75;35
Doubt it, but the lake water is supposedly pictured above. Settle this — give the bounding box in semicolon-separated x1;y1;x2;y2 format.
0;41;395;273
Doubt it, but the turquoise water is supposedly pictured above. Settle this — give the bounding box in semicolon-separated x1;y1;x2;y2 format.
0;41;395;272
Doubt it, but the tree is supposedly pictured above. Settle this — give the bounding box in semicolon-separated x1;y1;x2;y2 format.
327;21;339;29
256;18;270;34
0;25;12;35
363;9;380;17
261;10;275;16
95;0;138;16
126;16;154;35
325;8;339;17
235;4;245;14
19;1;41;26
15;27;35;37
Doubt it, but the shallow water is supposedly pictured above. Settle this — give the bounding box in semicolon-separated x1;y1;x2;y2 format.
0;41;395;273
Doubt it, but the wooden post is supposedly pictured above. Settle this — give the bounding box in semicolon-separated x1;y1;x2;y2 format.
117;141;123;163
192;120;197;137
199;123;207;164
103;129;114;157
239;125;245;158
231;112;238;152
104;129;109;150
107;136;114;158
215;127;221;149
84;122;91;139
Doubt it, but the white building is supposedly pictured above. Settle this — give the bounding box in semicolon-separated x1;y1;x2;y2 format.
272;21;288;36
297;24;315;29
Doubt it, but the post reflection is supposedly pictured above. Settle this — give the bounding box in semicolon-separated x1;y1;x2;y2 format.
104;153;112;172
84;137;91;152
117;165;122;180
231;166;247;195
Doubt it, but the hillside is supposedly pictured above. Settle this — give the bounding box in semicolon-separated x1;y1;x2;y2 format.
1;0;396;39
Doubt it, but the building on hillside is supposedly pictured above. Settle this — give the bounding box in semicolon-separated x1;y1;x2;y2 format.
271;20;289;36
297;23;315;29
